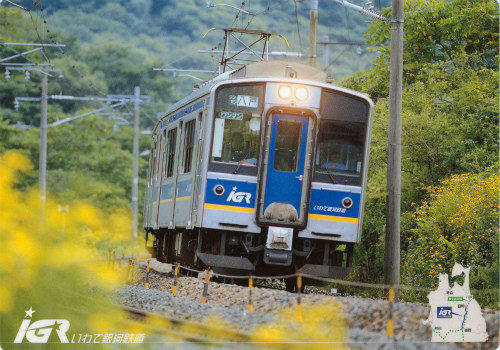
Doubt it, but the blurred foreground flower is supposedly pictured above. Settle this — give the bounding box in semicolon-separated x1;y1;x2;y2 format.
251;301;349;349
0;152;143;347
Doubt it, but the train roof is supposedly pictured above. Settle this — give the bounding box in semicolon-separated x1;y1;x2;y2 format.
163;61;328;107
154;60;338;133
231;60;328;82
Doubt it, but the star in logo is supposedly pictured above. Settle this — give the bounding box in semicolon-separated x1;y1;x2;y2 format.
24;307;35;318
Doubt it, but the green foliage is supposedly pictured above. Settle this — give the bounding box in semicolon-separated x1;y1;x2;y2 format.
0;152;141;346
43;0;390;83
403;173;499;307
344;0;499;306
0;6;168;225
45;116;148;214
346;0;498;99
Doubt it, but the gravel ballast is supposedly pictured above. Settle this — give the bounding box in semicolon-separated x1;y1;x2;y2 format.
111;260;498;349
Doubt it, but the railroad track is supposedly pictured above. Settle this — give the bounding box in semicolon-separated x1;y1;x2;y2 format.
120;304;254;345
117;261;499;350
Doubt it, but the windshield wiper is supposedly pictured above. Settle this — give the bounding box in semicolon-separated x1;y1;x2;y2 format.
324;167;337;184
232;163;242;174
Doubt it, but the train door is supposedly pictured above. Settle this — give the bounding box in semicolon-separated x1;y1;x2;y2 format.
188;111;204;228
156;126;178;228
174;118;197;227
168;121;183;228
152;131;165;228
144;137;156;228
258;113;313;227
153;129;168;227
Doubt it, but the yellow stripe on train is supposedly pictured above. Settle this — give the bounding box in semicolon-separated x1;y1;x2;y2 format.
150;196;191;206
308;213;359;223
204;203;255;213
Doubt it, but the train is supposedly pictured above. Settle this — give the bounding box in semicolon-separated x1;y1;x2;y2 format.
143;50;373;290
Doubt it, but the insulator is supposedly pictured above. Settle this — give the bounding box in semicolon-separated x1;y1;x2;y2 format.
361;8;388;22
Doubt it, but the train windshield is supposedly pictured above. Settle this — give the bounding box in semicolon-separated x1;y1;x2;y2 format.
315;91;369;186
211;84;264;171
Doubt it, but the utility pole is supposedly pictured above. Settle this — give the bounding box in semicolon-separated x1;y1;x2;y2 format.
39;69;48;203
384;0;404;300
1;42;66;205
329;0;403;299
132;86;140;244
15;90;150;243
309;0;318;67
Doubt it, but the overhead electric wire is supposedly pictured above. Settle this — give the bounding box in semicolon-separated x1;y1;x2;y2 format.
293;0;304;54
325;45;349;70
254;0;292;16
241;0;255;31
27;1;46;63
3;0;28;11
9;0;108;96
124;103;157;125
30;2;108;96
230;0;246;28
29;0;42;11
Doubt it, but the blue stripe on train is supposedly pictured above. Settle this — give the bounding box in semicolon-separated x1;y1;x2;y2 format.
205;178;256;208
309;189;360;218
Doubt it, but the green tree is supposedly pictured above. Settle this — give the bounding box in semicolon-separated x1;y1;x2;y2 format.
346;0;499;291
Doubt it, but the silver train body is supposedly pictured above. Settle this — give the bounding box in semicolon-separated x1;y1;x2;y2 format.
144;60;373;283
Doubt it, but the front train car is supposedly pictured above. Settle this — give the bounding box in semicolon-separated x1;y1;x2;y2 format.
144;60;373;286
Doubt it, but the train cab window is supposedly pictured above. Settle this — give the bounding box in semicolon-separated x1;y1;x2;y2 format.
210;84;264;175
315;91;369;186
182;119;196;173
274;119;302;172
166;128;177;178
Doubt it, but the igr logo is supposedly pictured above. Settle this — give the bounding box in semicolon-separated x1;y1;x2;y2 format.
14;307;70;343
437;306;452;318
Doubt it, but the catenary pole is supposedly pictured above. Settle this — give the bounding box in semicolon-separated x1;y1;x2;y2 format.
39;69;48;204
132;86;140;244
309;0;318;67
384;0;404;300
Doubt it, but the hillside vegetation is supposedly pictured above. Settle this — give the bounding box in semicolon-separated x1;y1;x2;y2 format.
43;0;388;82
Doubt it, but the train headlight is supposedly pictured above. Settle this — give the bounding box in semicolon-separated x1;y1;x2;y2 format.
295;87;308;101
278;85;292;99
341;197;353;209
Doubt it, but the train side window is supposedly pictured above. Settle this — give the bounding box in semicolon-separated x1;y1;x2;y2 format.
151;140;158;183
166;128;177;178
161;129;168;177
182;119;196;173
147;143;154;186
155;133;164;182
